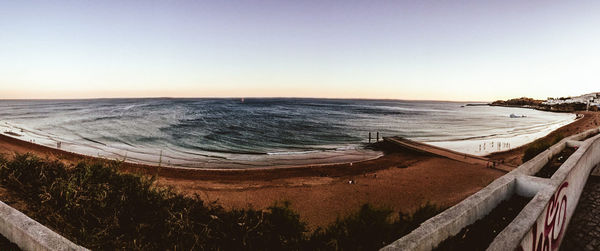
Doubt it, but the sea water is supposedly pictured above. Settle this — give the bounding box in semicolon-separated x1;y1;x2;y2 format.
0;98;575;168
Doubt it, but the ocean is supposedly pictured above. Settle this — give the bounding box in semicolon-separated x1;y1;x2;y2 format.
0;98;575;168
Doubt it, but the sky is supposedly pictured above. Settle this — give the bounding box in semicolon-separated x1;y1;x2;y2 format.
1;0;599;101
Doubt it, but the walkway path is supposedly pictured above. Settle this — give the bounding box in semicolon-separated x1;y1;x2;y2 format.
384;137;513;172
561;176;600;251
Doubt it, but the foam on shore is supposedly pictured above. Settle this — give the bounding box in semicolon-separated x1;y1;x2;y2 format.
0;99;577;168
427;113;576;156
0;121;381;169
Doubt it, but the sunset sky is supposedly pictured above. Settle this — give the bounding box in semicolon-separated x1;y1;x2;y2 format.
1;0;599;101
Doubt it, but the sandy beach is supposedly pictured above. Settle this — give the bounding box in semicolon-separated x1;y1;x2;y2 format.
1;111;598;228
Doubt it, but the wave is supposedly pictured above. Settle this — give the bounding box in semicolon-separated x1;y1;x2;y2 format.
0;98;576;167
267;150;322;155
81;137;107;146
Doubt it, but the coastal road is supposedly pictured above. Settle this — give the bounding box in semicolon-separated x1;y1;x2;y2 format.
384;137;513;172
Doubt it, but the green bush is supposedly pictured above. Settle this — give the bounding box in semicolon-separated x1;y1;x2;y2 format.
0;153;443;250
307;203;443;250
522;134;564;163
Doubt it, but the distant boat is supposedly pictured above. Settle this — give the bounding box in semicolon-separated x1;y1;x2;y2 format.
510;114;526;118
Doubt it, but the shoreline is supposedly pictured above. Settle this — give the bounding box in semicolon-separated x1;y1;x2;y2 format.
0;103;575;169
0;111;598;228
1;121;383;169
486;111;598;166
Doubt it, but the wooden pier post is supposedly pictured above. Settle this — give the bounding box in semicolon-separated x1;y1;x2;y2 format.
369;132;372;143
376;132;379;142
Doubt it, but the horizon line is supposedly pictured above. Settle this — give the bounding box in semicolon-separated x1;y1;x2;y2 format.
0;96;494;103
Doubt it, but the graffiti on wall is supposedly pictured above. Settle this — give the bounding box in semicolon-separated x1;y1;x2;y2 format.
519;182;569;251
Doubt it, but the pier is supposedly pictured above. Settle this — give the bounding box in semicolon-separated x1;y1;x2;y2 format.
383;136;513;172
383;128;600;251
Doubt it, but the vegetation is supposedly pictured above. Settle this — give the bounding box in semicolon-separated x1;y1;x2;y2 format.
0;153;443;250
491;97;543;107
491;97;588;112
522;134;565;163
309;203;441;250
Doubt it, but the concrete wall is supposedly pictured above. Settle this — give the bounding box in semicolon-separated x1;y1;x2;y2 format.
382;127;600;251
512;131;600;251
0;200;88;251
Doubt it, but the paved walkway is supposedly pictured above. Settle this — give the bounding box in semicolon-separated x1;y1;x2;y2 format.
561;176;600;251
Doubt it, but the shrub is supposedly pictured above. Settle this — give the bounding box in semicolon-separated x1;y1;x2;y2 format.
0;153;443;250
307;203;443;250
522;134;564;163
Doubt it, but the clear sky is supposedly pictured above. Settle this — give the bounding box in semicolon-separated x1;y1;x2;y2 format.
1;0;599;101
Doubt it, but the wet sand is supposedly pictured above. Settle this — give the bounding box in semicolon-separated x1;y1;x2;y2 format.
0;111;598;228
487;111;600;166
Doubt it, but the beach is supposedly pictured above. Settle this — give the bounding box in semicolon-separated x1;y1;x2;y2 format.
0;99;575;168
1;110;598;228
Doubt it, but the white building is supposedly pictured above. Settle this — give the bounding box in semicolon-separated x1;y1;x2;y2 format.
542;92;600;108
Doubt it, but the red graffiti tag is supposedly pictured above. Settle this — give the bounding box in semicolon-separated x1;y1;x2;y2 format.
519;182;569;251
